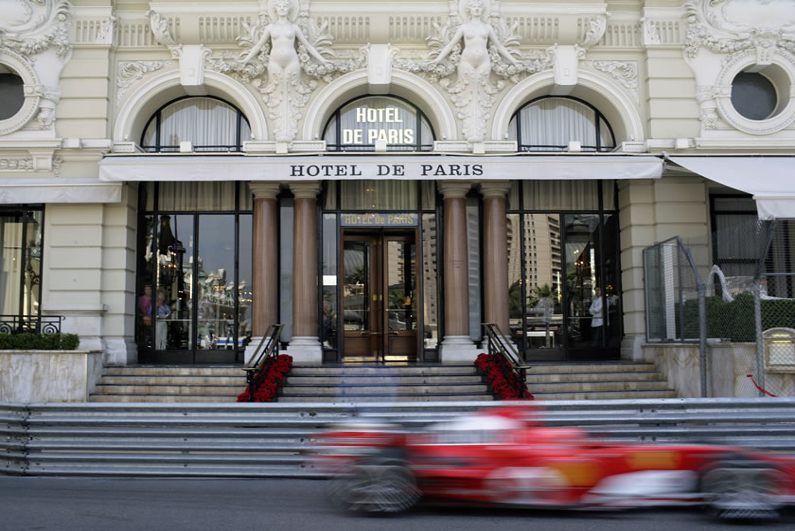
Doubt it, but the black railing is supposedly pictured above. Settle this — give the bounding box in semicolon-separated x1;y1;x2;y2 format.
0;315;64;335
483;323;532;399
242;324;285;402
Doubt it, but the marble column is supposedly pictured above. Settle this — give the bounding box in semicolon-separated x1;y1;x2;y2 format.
438;182;479;363
285;181;322;364
480;181;511;335
245;183;280;364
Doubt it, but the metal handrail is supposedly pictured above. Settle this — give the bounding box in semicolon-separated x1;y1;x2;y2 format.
482;323;531;398
242;324;284;402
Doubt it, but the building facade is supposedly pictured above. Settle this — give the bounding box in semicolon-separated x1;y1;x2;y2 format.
1;1;794;382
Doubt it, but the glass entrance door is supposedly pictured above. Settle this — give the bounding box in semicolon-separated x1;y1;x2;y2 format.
342;232;417;362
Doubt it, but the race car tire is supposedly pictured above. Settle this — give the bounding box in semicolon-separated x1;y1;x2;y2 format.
327;455;420;514
700;459;785;520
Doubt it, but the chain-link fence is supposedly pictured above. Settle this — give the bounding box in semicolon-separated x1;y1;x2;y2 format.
644;220;795;398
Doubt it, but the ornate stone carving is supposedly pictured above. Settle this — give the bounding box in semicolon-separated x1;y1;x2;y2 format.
146;9;177;47
584;60;638;92
0;0;72;58
700;108;719;130
581;15;610;49
0;158;35;172
209;0;360;143
96;16;116;46
395;0;546;143
116;61;174;101
684;0;795;63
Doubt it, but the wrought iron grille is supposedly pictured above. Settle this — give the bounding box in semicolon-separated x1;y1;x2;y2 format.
0;315;64;335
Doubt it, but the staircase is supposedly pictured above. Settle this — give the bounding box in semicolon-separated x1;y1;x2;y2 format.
525;361;677;400
90;366;246;402
280;364;492;402
89;361;675;403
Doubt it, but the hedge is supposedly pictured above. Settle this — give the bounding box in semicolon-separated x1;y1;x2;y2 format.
0;333;80;351
679;293;795;342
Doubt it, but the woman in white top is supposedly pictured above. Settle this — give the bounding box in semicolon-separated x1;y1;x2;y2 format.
589;287;604;346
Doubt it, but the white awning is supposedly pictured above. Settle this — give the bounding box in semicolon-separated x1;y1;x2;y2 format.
0;178;122;204
98;154;663;182
669;156;795;220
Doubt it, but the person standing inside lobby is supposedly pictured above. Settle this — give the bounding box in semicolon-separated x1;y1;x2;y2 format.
589;287;604;346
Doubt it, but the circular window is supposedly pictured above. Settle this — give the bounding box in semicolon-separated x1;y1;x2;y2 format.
0;67;25;121
731;72;777;120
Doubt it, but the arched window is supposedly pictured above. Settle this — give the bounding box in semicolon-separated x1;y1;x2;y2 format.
508;97;616;152
323;95;434;152
141;96;251;153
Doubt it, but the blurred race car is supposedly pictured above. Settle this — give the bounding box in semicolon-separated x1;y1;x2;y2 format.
305;406;795;519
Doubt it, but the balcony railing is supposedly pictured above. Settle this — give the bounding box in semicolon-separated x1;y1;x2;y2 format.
0;315;64;335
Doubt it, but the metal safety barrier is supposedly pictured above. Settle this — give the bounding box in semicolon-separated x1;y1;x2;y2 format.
2;398;794;478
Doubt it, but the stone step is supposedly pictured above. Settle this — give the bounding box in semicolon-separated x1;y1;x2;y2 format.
280;384;488;396
93;385;242;396
524;371;664;383
530;389;678;400
101;376;247;385
285;375;483;385
527;380;672;393
525;362;657;374
103;366;243;377
278;394;494;403
289;365;478;376
89;394;240;403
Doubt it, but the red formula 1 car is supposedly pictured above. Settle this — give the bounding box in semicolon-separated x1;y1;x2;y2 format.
306;406;795;519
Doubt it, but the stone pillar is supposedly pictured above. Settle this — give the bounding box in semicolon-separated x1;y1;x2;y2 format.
480;181;511;335
245;183;280;364
438;182;479;363
285;182;322;364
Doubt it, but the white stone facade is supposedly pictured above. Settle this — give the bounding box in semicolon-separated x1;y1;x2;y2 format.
1;1;794;395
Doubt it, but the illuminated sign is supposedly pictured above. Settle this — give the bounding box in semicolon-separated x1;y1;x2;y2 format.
340;213;419;227
341;107;415;146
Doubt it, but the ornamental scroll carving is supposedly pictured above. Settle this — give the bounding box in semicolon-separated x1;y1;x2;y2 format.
116;61;175;102
684;0;795;64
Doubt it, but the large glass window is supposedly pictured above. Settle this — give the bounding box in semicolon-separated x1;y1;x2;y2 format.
141;97;251;153
508;181;620;360
0;207;43;326
324;96;434;152
137;182;252;363
508;97;616;152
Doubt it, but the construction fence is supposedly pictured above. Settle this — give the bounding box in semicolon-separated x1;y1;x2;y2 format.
644;219;795;398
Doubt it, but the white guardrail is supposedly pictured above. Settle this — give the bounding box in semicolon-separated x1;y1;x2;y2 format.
2;398;795;477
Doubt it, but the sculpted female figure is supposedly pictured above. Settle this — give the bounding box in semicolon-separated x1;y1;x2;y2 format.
432;0;518;83
240;0;328;81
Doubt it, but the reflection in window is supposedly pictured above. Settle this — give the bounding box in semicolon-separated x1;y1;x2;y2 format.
0;208;43;321
524;214;563;350
508;97;615;152
137;184;252;362
141;96;250;153
422;214;439;350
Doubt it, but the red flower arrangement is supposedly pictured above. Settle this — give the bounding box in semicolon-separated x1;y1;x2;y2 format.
474;353;533;400
237;354;293;402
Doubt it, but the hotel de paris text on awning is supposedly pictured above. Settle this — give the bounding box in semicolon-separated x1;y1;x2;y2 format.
98;155;664;183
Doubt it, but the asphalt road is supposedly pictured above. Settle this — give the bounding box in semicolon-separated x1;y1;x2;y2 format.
1;477;793;531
